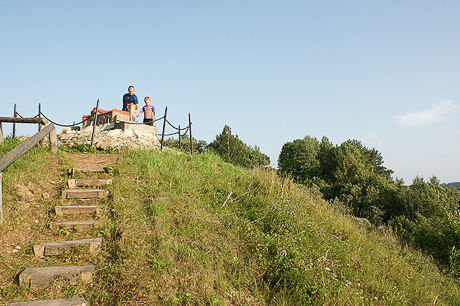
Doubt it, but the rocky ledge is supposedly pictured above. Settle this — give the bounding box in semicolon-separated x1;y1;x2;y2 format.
57;122;160;151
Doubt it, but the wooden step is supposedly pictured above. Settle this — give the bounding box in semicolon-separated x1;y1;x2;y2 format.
5;297;87;306
49;221;101;231
19;265;95;288
68;178;112;189
34;238;102;257
55;205;102;216
61;189;108;199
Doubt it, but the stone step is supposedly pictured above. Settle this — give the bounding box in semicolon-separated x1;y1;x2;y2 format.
68;178;112;189
55;205;102;216
34;238;102;257
61;189;108;199
49;221;101;231
5;297;87;306
19;265;95;288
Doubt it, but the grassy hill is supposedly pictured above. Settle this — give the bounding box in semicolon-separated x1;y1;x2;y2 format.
1;139;459;305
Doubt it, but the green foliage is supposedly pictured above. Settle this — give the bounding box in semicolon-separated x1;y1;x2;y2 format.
278;134;460;277
278;136;321;181
207;125;270;168
162;136;207;153
0;136;22;156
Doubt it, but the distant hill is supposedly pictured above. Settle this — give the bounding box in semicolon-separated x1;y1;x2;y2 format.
442;182;460;191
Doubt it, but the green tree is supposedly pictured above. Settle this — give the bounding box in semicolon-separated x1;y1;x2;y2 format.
278;136;321;182
207;125;270;168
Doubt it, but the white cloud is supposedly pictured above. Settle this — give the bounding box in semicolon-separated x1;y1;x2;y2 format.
395;100;459;127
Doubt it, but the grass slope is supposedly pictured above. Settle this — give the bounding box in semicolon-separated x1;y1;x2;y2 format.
0;140;459;305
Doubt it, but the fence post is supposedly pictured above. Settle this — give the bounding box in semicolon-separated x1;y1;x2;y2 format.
38;103;42;133
91;99;100;147
0;122;2;144
160;106;168;150
49;127;58;153
178;125;181;150
13;104;17;138
189;113;193;154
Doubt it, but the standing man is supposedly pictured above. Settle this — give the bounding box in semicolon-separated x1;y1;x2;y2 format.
122;85;139;111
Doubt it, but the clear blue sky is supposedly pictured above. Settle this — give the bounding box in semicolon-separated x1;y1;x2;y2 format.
2;1;460;184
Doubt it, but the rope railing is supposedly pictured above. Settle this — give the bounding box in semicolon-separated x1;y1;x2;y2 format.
39;112;91;128
10;103;194;154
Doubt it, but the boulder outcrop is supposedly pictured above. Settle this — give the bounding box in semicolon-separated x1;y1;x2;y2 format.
57;122;160;150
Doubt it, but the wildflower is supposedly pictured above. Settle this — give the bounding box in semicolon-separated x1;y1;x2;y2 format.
282;249;287;253
278;247;282;251
319;228;324;233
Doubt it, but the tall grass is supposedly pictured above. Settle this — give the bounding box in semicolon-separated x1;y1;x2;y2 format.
92;149;459;305
1;143;459;305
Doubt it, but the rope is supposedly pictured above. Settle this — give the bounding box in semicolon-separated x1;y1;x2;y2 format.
158;132;179;137
166;119;179;130
40;112;91;127
16;107;192;141
179;127;190;137
165;119;191;132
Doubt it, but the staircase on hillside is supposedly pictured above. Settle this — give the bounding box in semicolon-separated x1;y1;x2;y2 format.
5;170;113;305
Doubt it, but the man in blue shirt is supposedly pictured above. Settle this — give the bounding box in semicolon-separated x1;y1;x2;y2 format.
122;86;139;111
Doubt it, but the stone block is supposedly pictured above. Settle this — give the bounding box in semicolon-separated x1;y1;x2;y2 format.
55;205;102;217
19;265;95;288
5;297;87;306
34;238;102;257
61;189;108;199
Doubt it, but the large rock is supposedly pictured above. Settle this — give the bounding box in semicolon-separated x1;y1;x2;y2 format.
57;121;160;150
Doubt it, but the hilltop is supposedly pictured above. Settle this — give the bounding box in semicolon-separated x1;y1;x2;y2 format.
0;138;459;305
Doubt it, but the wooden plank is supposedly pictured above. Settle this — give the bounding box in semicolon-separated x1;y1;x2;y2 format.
19;265;95;288
61;189;108;199
55;205;102;217
0;124;56;172
34;238;102;257
68;179;112;189
48;221;101;231
0;117;49;125
5;297;87;306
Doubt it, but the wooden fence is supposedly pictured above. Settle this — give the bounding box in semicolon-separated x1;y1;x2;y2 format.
9;102;194;153
0;121;57;222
